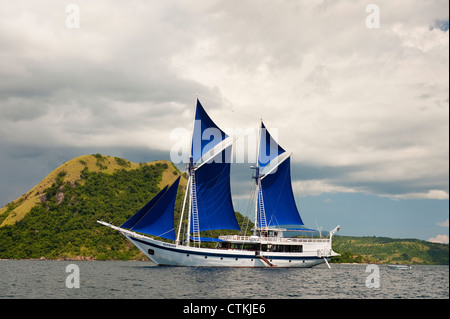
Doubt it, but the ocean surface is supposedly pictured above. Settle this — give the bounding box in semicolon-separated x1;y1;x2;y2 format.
0;260;448;299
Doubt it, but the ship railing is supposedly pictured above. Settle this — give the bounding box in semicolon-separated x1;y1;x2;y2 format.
218;235;330;243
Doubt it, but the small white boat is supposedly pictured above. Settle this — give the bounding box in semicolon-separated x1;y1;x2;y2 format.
388;264;412;270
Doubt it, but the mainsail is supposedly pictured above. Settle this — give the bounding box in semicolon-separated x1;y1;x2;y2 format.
121;176;180;240
256;122;304;228
192;144;240;232
186;99;239;244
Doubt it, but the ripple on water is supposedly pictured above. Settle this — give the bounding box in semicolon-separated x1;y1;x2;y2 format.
0;261;448;299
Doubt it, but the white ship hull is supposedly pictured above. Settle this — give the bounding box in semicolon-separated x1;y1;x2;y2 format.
125;233;335;268
98;221;339;268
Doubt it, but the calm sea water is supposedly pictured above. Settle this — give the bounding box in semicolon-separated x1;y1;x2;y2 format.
0;260;448;299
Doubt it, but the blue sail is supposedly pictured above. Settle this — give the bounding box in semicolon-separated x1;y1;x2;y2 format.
258;156;304;228
192;144;240;232
191;99;228;164
129;176;180;240
258;122;285;170
121;185;168;229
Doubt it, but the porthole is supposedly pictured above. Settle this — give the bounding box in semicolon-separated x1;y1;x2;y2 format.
147;249;154;255
204;256;207;259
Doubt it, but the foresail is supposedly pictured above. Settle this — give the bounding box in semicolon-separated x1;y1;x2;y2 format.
121;185;168;229
191;99;229;164
129;176;180;240
192;144;240;232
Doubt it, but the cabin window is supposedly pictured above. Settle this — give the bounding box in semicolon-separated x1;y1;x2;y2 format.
261;244;303;252
243;244;259;251
148;249;154;255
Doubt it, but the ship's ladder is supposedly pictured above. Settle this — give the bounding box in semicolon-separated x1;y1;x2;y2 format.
191;171;201;247
258;185;267;230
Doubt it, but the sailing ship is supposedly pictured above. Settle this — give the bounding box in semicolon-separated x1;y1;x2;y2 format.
98;99;340;268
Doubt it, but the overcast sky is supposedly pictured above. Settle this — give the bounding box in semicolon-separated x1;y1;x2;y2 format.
0;0;448;243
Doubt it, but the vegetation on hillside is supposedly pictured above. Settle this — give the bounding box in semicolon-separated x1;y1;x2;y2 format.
0;154;248;260
0;154;162;227
332;236;449;265
0;155;178;260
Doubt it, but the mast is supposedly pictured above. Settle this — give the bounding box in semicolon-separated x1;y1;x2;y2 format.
251;120;266;236
185;97;197;247
251;166;259;236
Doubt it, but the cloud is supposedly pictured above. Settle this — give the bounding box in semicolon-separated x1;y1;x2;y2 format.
427;219;449;244
386;190;449;200
428;234;449;244
0;0;214;150
0;0;448;204
437;218;449;227
293;179;358;197
168;0;449;198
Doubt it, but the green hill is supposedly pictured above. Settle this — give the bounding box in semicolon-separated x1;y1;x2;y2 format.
332;236;449;265
0;154;187;260
0;154;251;261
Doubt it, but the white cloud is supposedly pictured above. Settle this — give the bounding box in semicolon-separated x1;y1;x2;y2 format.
428;234;449;244
384;190;449;200
292;180;358;197
437;218;449;227
0;0;448;201
427;219;448;244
